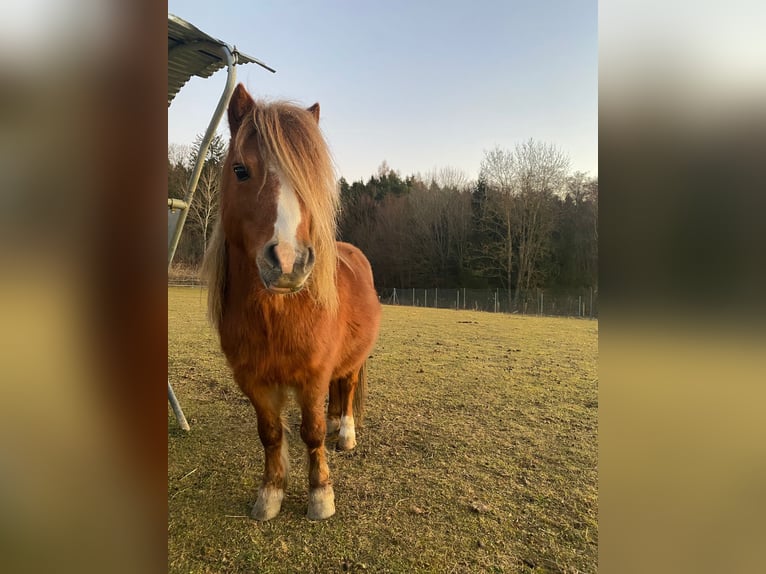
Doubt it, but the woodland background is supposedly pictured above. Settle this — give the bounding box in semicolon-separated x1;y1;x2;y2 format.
168;135;597;306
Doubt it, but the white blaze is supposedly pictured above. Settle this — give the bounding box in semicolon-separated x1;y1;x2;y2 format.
273;172;302;247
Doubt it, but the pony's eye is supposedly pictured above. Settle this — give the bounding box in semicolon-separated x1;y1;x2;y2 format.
233;164;249;181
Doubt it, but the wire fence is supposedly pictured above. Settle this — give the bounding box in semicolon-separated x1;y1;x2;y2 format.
168;265;201;287
168;272;598;319
379;287;598;318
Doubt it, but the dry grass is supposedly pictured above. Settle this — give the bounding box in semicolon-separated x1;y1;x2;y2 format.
168;287;598;573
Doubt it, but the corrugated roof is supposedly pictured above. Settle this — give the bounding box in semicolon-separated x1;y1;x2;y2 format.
168;14;275;106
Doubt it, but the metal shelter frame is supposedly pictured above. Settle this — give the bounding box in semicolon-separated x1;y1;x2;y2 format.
167;14;275;430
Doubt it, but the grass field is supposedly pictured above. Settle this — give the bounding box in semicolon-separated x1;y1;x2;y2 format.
168;287;598;573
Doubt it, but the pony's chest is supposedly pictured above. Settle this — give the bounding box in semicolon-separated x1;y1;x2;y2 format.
220;308;326;377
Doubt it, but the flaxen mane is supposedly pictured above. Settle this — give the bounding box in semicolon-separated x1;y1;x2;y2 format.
200;217;227;328
201;100;340;326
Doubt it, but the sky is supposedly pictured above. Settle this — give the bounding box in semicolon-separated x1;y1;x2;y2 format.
168;0;597;184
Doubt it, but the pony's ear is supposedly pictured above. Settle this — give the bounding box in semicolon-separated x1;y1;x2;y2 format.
307;103;320;123
228;83;254;134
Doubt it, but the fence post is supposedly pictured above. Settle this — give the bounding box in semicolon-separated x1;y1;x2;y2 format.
435;287;438;308
590;287;594;318
456;290;459;310
424;289;427;308
413;288;415;307
463;287;466;309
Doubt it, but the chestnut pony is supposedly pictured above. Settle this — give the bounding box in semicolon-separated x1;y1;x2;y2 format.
201;84;381;521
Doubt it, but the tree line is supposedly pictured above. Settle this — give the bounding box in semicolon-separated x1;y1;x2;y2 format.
168;137;597;296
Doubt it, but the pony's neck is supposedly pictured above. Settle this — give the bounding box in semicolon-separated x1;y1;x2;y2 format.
226;242;263;299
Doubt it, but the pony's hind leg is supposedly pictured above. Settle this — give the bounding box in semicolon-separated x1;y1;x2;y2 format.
326;378;341;435
298;384;335;520
336;370;360;451
247;385;289;521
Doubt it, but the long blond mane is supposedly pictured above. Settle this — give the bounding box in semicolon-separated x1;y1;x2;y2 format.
200;216;227;327
201;100;340;326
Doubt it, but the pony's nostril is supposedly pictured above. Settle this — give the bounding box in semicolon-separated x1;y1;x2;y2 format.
306;246;315;266
266;243;279;267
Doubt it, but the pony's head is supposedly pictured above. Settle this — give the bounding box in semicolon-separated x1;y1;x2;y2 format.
203;84;339;323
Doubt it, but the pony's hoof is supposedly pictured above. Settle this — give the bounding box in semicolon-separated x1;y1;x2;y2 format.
307;485;335;520
336;435;357;451
251;487;284;521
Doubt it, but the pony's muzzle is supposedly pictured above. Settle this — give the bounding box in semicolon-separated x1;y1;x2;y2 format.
257;241;315;294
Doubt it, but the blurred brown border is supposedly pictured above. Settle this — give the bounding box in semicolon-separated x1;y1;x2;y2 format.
93;0;168;568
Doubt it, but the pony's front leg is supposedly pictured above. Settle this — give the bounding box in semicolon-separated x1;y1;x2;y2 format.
248;385;288;521
299;384;335;520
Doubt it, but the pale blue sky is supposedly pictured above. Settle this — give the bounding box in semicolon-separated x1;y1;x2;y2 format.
168;0;597;183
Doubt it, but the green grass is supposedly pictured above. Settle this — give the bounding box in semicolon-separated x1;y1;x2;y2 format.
168;287;598;573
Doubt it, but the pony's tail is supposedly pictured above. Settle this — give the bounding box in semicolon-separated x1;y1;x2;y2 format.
353;362;368;427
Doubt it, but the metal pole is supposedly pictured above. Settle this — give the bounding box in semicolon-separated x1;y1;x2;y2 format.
168;44;237;268
168;381;190;431
435;287;438;308
167;41;244;433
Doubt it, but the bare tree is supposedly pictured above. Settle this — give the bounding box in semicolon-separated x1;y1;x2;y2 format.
479;147;517;293
168;144;191;201
187;163;220;255
513;139;569;294
421;166;472;192
184;134;227;259
475;141;570;297
168;143;191;168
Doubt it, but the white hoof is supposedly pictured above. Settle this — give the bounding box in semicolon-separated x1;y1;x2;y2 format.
307;485;335;520
326;416;340;435
337;415;357;451
251;487;284;521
